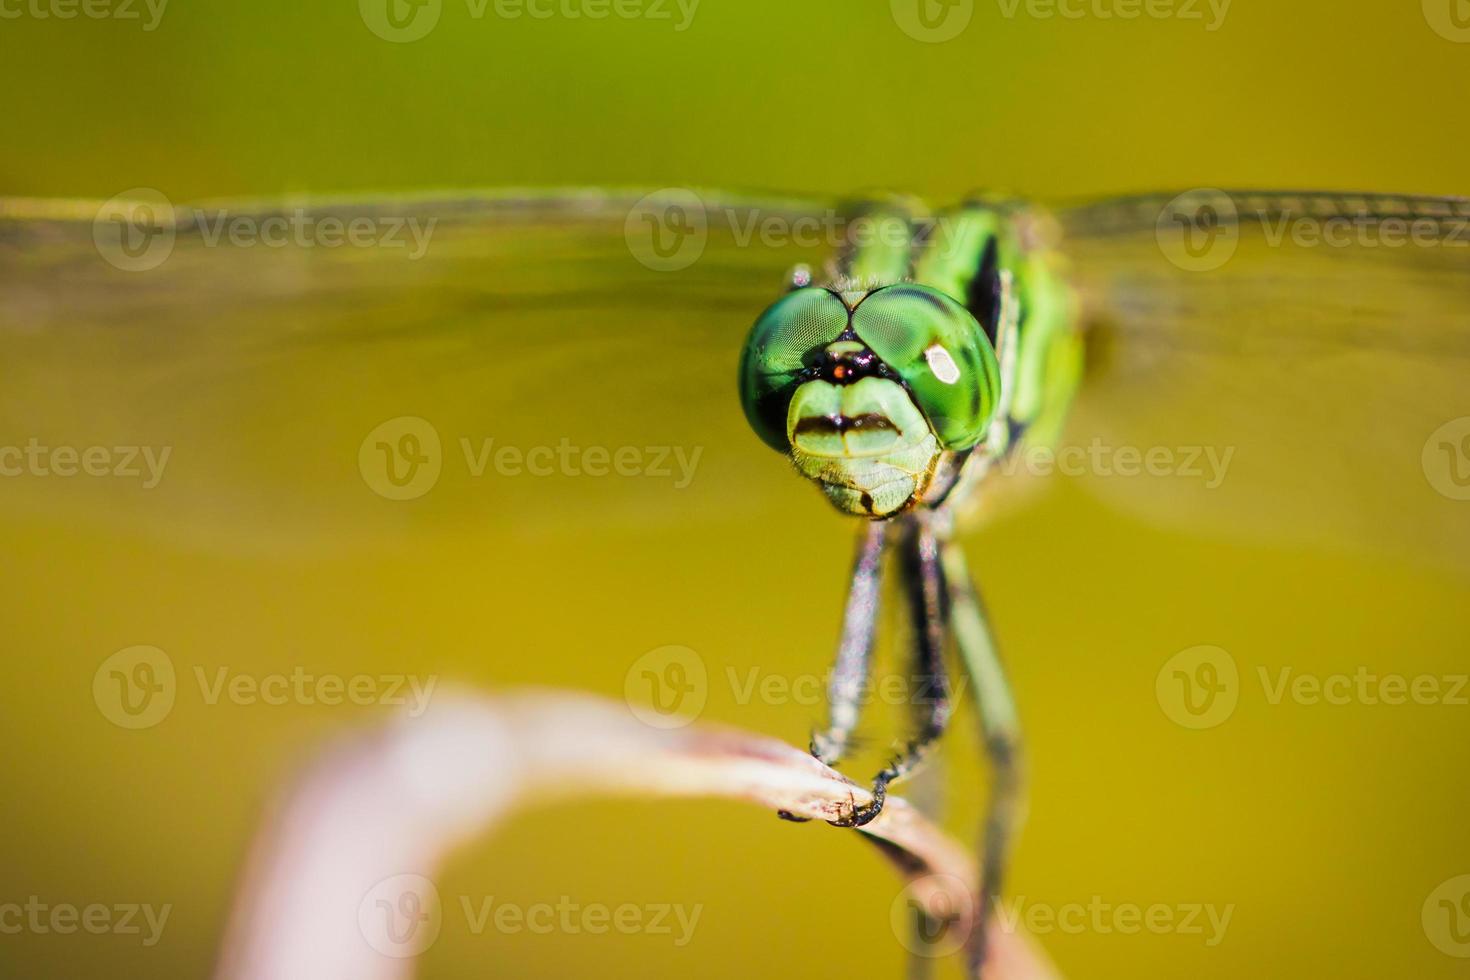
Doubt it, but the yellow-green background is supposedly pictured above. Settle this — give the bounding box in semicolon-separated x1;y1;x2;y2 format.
3;2;1470;980
5;2;1470;202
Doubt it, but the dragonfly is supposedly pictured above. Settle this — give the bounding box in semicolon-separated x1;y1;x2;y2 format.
739;189;1470;971
4;186;1470;976
736;193;1079;972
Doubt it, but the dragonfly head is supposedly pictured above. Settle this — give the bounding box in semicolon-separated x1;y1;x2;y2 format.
738;284;1001;517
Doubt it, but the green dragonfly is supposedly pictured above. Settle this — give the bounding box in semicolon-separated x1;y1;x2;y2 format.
3;186;1469;975
728;187;1468;970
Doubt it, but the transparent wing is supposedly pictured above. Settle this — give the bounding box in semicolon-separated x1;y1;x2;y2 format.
1054;189;1470;574
0;189;832;554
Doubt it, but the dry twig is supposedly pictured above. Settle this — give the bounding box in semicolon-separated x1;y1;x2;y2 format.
214;689;1055;980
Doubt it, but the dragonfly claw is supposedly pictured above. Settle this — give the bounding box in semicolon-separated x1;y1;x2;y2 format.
826;775;888;828
775;772;890;827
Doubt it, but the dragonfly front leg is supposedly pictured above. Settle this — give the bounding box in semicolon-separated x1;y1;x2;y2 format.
890;513;956;780
938;535;1024;976
829;512;955;829
809;519;889;767
780;520;888;825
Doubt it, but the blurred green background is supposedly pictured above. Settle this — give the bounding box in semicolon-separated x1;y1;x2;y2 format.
3;2;1470;980
4;1;1470;203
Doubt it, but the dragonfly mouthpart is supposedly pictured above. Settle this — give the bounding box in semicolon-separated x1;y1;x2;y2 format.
786;376;943;517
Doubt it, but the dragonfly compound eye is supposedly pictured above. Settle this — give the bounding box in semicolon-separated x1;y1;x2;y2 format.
849;284;1000;451
738;287;852;452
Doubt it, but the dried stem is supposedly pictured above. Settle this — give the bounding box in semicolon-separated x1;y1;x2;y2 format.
214;689;1055;980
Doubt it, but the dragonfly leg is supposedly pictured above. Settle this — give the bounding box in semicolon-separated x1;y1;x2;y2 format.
830;512;954;829
938;535;1024;976
779;521;889;824
890;513;956;780
809;519;889;767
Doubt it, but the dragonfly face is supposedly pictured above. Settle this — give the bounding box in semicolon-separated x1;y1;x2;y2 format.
738;282;1001;517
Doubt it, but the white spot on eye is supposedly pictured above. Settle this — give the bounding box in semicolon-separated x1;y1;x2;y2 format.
924;344;960;384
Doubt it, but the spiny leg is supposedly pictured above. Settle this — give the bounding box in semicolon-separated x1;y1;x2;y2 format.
831;512;955;829
897;513;956;977
939;535;1024;976
779;520;888;824
810;519;889;767
892;512;955;781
